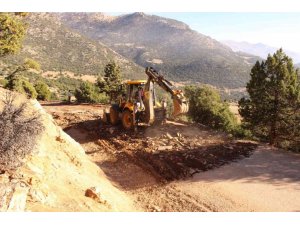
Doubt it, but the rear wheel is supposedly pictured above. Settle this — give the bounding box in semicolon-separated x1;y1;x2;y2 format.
109;106;119;125
122;110;134;130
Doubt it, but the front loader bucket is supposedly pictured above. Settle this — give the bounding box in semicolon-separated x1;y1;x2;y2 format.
173;98;189;117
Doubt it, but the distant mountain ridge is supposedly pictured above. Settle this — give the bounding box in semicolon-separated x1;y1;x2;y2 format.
222;40;300;64
55;12;259;88
3;13;144;80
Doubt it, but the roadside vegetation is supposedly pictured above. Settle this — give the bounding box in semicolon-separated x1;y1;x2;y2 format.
184;85;248;138
239;49;300;152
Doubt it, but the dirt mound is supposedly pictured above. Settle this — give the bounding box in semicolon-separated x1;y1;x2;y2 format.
0;89;136;211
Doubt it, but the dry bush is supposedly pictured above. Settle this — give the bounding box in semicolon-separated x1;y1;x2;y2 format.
0;92;44;172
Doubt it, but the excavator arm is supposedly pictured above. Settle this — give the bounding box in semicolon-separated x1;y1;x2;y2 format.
145;67;189;117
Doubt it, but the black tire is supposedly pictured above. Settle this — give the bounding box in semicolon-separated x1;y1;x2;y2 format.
109;106;119;125
122;110;134;130
102;112;110;124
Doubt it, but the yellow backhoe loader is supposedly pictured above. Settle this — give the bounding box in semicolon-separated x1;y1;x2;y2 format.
104;67;189;130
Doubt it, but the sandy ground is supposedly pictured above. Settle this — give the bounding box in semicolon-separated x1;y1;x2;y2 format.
175;145;300;211
42;102;300;212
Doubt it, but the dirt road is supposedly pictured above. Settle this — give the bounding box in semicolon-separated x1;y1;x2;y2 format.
42;102;300;212
175;145;300;211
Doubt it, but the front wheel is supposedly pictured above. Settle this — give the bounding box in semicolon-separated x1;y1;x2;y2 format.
122;110;134;130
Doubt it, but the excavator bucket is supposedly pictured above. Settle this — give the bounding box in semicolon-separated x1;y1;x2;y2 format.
172;90;189;117
145;67;189;118
173;98;189;117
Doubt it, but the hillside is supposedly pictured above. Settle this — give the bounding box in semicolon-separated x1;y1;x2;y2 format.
2;13;144;80
223;40;300;64
57;12;259;89
0;88;137;212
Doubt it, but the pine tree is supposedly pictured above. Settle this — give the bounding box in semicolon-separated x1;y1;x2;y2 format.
239;49;300;150
97;61;122;96
0;13;27;57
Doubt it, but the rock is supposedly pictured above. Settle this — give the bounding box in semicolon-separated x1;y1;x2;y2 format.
28;188;47;204
108;127;115;134
174;137;184;146
85;187;106;204
0;172;10;184
0;184;13;211
151;205;162;212
225;145;234;150
166;133;173;140
157;146;173;151
7;182;29;212
56;135;66;143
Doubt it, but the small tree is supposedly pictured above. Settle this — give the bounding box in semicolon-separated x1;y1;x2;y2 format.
24;58;41;71
239;49;300;149
0;13;27;57
75;81;109;103
185;85;239;134
5;75;37;99
0;92;44;171
96;61;123;98
35;81;51;101
6;58;41;79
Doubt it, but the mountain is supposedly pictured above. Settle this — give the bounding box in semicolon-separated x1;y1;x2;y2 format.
56;12;259;89
3;13;144;79
223;40;300;64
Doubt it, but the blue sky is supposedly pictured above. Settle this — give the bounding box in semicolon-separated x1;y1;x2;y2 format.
108;12;300;53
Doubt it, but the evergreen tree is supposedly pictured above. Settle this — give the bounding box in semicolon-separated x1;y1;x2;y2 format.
5;75;37;99
34;81;51;101
74;81;109;104
0;13;27;57
239;49;300;150
96;61;123;97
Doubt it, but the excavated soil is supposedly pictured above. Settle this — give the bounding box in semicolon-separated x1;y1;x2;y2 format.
43;102;258;211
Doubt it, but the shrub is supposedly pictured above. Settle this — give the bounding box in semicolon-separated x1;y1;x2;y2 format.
5;75;37;99
24;58;41;71
0;78;8;87
0;93;44;171
34;81;51;101
185;85;242;136
50;92;59;101
75;81;109;104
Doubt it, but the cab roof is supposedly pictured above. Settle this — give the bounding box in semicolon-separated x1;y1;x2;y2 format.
125;80;147;85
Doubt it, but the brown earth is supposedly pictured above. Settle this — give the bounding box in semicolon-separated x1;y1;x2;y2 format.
41;102;300;212
2;91;299;212
0;90;136;212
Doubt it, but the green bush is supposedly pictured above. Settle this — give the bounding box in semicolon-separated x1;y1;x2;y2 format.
185;85;243;136
50;92;59;101
34;81;51;101
75;81;109;103
5;75;37;99
24;58;41;71
0;78;8;87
